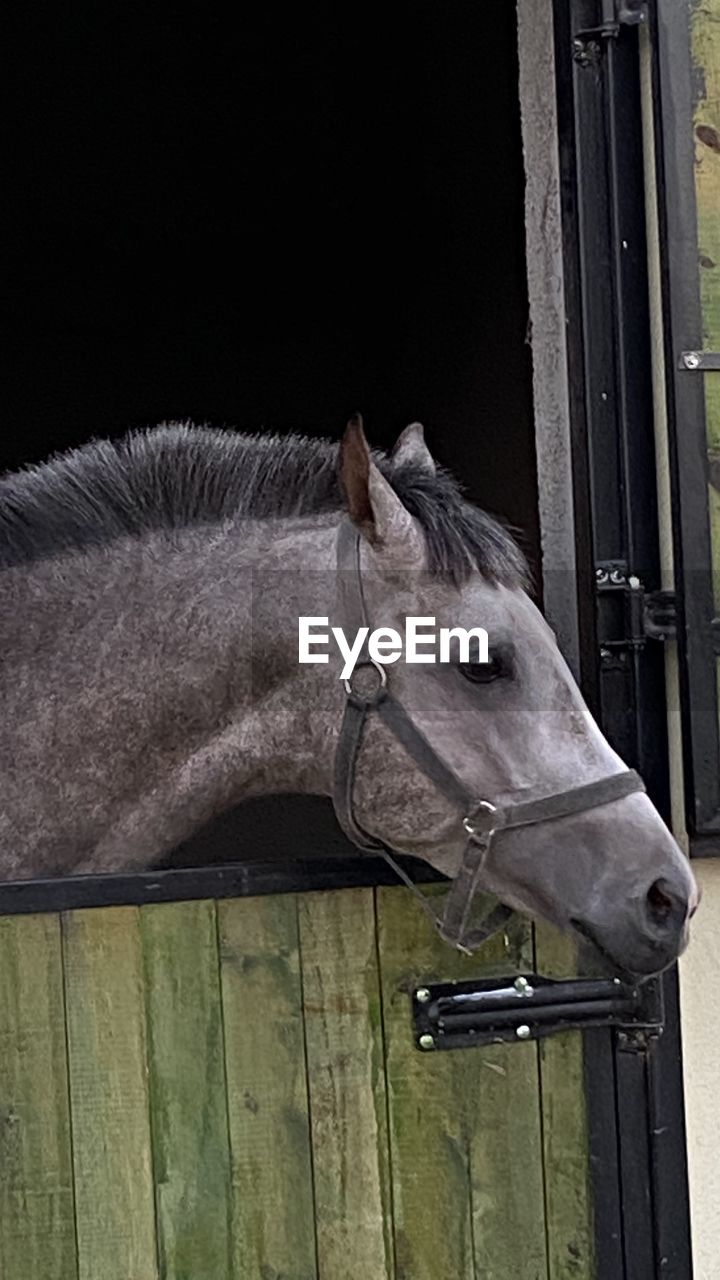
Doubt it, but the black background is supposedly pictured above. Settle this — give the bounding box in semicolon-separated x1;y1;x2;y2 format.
5;2;538;862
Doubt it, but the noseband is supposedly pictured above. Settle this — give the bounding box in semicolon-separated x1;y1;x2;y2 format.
331;520;646;953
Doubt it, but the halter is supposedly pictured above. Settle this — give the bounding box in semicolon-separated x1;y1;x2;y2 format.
331;520;646;953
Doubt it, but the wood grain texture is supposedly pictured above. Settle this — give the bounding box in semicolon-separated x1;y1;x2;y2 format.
0;890;594;1280
0;913;77;1280
691;0;720;747
62;906;157;1280
534;922;593;1280
377;885;548;1280
218;895;317;1280
692;0;720;490
298;888;394;1280
141;900;233;1280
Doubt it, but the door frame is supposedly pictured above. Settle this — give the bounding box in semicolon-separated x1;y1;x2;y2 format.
518;1;694;1274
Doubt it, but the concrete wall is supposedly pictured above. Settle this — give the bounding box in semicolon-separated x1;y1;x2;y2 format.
516;0;580;675
679;862;720;1280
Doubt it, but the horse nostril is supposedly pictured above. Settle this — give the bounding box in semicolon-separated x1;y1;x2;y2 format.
645;878;685;931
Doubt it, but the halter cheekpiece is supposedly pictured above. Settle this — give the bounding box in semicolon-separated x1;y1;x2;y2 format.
331;519;646;953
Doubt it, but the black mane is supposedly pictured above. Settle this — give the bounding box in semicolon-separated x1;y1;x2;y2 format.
0;423;528;585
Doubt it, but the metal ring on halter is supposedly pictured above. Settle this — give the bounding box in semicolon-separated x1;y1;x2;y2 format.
343;657;388;699
463;800;498;841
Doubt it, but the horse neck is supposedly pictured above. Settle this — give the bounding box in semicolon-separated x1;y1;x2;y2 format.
114;518;343;797
2;519;345;873
222;516;344;795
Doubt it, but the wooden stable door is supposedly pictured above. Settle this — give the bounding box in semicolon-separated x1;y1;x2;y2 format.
0;886;593;1280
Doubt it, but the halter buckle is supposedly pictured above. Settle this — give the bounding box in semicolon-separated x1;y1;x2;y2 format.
343;658;388;703
463;800;498;841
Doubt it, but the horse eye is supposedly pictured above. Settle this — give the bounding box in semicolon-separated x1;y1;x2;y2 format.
459;654;507;684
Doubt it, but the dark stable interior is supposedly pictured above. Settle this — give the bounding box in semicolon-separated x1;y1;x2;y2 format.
5;2;537;867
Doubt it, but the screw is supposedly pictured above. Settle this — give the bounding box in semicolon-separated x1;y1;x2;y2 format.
516;1025;531;1040
574;37;602;67
416;988;431;1004
610;569;625;585
595;568;608;583
514;976;534;997
600;647;612;660
418;1034;436;1051
683;351;701;370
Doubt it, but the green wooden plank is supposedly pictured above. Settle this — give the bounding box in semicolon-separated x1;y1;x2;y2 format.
141;900;232;1280
297;887;394;1280
62;906;157;1280
534;922;593;1280
377;885;547;1280
218;895;317;1280
0;914;77;1280
692;0;720;480
691;0;720;716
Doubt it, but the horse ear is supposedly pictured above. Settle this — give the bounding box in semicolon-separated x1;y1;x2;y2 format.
338;414;374;538
338;414;418;553
391;422;436;474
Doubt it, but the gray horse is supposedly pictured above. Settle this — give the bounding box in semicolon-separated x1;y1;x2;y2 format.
0;418;698;974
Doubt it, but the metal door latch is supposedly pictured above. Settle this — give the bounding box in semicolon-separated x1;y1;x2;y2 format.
574;1;648;66
595;561;677;650
595;562;720;655
412;972;663;1051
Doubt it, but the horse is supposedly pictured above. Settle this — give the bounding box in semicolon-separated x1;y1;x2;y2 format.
0;416;698;974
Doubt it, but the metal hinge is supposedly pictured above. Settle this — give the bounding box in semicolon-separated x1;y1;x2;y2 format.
595;561;677;651
573;1;648;66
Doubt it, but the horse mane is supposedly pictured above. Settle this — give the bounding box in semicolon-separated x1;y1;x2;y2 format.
0;423;528;586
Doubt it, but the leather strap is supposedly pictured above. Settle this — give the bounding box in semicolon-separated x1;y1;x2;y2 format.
333;692;387;853
478;768;645;834
376;695;475;811
440;769;645;947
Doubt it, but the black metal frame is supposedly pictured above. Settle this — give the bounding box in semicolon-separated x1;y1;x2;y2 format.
553;2;694;1275
651;0;720;854
0;854;443;916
